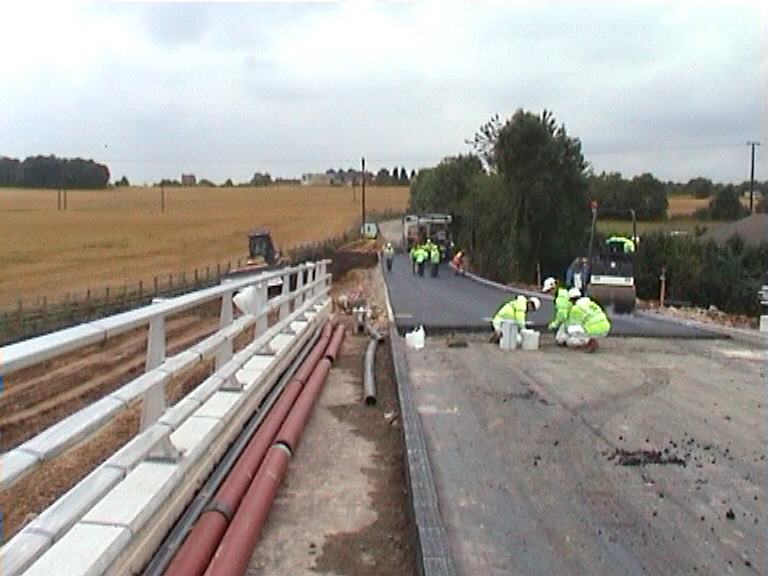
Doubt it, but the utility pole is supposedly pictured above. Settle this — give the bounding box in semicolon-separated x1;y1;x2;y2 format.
361;156;366;228
747;141;760;213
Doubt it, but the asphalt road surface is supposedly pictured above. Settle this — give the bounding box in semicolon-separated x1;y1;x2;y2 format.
384;253;766;576
384;253;722;339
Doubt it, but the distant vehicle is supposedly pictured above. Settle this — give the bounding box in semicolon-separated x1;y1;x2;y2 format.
225;229;288;294
360;222;379;239
402;213;453;260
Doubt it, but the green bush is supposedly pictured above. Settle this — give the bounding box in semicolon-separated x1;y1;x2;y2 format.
635;231;766;315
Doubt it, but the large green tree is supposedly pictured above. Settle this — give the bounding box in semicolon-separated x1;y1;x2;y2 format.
408;154;483;215
492;109;591;281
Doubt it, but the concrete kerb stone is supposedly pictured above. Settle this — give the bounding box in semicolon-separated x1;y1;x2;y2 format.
389;324;458;576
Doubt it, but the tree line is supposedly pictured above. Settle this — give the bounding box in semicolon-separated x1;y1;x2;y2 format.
0;155;110;189
408;109;766;315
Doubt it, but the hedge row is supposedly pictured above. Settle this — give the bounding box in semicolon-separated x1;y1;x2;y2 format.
634;232;767;316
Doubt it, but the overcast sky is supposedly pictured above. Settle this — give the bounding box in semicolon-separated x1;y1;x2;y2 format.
1;1;765;185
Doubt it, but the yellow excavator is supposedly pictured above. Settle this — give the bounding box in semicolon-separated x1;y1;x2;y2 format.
225;229;288;294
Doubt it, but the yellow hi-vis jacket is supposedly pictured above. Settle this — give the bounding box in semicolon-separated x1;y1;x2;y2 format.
567;296;611;336
493;295;528;331
549;287;571;330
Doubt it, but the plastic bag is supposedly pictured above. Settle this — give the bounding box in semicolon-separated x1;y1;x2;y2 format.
405;325;425;349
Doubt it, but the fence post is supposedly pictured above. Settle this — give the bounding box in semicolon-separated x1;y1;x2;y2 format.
16;299;22;339
280;271;290;320
218;289;238;390
140;313;180;460
307;262;317;299
294;265;305;308
254;281;268;339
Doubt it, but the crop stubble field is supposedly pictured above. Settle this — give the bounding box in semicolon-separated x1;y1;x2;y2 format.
0;185;409;308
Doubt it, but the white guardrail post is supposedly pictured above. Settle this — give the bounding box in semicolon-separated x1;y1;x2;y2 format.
255;281;268;338
279;271;290;321
216;287;235;388
140;315;181;461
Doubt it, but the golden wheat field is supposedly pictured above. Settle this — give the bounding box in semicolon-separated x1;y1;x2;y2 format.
0;185;409;308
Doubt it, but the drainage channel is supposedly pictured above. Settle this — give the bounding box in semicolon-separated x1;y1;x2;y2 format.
142;320;346;576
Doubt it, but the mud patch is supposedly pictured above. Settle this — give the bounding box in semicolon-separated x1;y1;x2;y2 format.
609;448;687;467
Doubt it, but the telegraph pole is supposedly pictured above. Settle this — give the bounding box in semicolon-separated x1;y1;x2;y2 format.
361;156;366;227
747;141;760;213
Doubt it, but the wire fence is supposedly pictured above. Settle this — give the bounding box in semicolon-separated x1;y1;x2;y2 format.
0;225;374;346
0;262;237;346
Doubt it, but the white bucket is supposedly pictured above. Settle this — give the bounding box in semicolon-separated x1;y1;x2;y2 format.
405;325;425;349
500;320;518;350
520;329;540;350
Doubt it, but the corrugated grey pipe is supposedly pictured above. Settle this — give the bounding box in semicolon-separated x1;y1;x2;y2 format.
363;337;377;406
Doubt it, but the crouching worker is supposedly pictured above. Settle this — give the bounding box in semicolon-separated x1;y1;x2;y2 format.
490;294;541;344
542;276;571;345
562;288;611;352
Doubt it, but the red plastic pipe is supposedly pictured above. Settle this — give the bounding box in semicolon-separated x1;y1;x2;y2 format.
202;324;345;576
203;445;292;576
163;322;334;576
324;323;346;364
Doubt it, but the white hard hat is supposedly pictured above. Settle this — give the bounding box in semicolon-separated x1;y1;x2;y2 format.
568;287;582;299
529;296;541;311
542;277;556;292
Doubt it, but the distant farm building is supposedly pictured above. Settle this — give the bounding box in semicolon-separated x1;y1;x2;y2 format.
301;169;373;187
181;174;197;186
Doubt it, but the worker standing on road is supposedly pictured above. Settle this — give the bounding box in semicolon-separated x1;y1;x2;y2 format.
410;245;418;274
563;288;611;352
542;277;571;345
490;294;541;344
383;242;394;272
451;249;465;275
429;242;441;277
415;243;428;276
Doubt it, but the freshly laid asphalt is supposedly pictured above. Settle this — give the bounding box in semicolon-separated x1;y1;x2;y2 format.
383;253;724;339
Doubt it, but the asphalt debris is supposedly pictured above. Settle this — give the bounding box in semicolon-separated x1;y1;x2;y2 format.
609;448;687;467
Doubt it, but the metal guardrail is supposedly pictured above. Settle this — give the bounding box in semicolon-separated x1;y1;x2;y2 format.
0;260;332;576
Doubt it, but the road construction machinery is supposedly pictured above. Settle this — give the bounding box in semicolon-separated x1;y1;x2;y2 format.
569;204;637;314
225;229;288;294
402;213;453;260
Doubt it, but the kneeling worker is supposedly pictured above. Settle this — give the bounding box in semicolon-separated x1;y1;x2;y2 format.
562;288;611;352
542;276;571;345
491;294;541;344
